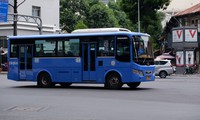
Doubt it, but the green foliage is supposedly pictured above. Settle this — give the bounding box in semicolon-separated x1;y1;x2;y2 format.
87;2;118;28
74;20;88;30
60;0;89;33
108;0;135;31
60;0;134;32
120;0;170;49
60;0;170;50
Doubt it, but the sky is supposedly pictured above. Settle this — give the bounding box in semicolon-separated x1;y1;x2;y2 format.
166;0;200;11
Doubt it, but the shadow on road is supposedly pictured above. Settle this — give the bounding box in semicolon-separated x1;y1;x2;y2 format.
10;85;155;91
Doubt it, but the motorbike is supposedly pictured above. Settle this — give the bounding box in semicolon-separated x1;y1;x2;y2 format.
184;65;197;74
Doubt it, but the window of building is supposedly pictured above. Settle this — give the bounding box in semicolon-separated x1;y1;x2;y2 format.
32;6;41;17
195;19;198;27
0;36;8;48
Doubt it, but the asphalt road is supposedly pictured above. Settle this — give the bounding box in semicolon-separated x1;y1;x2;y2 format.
0;73;200;120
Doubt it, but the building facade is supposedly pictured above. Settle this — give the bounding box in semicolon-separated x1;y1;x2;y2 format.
0;0;60;67
160;3;200;73
0;0;60;36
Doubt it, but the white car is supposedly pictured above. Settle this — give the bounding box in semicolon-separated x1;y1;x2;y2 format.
154;60;175;78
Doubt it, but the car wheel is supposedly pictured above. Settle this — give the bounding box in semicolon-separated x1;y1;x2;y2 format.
159;71;167;78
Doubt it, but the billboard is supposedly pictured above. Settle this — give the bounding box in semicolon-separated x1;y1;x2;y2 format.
185;29;197;42
172;30;183;42
185;51;194;66
176;51;184;66
0;0;8;22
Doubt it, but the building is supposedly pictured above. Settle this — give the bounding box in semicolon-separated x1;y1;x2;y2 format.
0;0;60;67
160;3;200;73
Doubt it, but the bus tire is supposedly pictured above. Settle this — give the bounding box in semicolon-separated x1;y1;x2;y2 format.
59;83;72;87
127;82;141;89
105;72;123;89
38;73;54;88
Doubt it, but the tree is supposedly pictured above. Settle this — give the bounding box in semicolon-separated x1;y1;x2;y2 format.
60;0;89;33
120;0;170;49
108;0;135;31
60;0;145;33
87;1;118;28
74;20;88;30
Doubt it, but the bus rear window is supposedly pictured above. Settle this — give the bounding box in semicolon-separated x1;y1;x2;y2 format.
10;44;18;58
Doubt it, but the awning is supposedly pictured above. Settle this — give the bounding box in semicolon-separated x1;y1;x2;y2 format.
155;53;175;60
1;51;7;55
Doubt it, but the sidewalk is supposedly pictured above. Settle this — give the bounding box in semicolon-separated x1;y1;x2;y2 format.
0;71;8;74
172;73;200;77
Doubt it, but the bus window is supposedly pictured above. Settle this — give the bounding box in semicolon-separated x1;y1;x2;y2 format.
97;36;114;57
116;36;130;62
10;44;18;57
65;39;80;57
35;40;56;57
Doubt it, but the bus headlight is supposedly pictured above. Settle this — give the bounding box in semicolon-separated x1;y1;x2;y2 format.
132;69;144;76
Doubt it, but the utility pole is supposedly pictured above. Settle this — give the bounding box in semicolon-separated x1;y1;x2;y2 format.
12;0;26;36
138;0;140;32
13;0;17;36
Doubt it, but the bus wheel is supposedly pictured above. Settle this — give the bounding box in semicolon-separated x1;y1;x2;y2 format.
60;83;72;87
105;73;123;89
38;73;54;88
127;82;141;89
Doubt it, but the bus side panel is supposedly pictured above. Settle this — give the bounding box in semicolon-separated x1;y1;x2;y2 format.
96;57;115;83
114;61;132;83
7;59;19;81
96;57;132;83
33;58;82;83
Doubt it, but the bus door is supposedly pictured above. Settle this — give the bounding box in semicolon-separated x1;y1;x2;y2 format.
82;43;97;81
19;45;33;80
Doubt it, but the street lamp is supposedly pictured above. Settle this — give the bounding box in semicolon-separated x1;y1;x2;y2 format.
138;0;140;32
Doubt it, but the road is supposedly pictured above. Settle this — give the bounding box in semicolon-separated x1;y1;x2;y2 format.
0;73;200;120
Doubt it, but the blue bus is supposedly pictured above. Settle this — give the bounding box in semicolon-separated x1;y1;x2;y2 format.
7;29;155;89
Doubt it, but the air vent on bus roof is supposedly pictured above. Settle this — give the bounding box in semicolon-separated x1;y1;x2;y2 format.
71;28;131;33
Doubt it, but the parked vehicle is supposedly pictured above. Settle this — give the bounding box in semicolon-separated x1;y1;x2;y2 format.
154;60;174;78
1;63;8;71
183;65;197;74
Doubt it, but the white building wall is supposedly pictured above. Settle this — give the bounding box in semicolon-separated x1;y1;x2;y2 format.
16;0;60;30
0;0;60;36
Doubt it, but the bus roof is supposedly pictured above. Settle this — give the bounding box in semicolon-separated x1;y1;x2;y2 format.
8;32;150;40
71;28;131;33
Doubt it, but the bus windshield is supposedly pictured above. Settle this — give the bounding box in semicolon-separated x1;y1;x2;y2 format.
132;35;154;65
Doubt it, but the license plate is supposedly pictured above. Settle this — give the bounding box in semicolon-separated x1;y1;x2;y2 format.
146;76;150;80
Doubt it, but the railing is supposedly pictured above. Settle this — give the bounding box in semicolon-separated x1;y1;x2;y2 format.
8;13;42;35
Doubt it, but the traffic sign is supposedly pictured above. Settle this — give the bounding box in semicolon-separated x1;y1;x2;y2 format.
0;0;8;22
